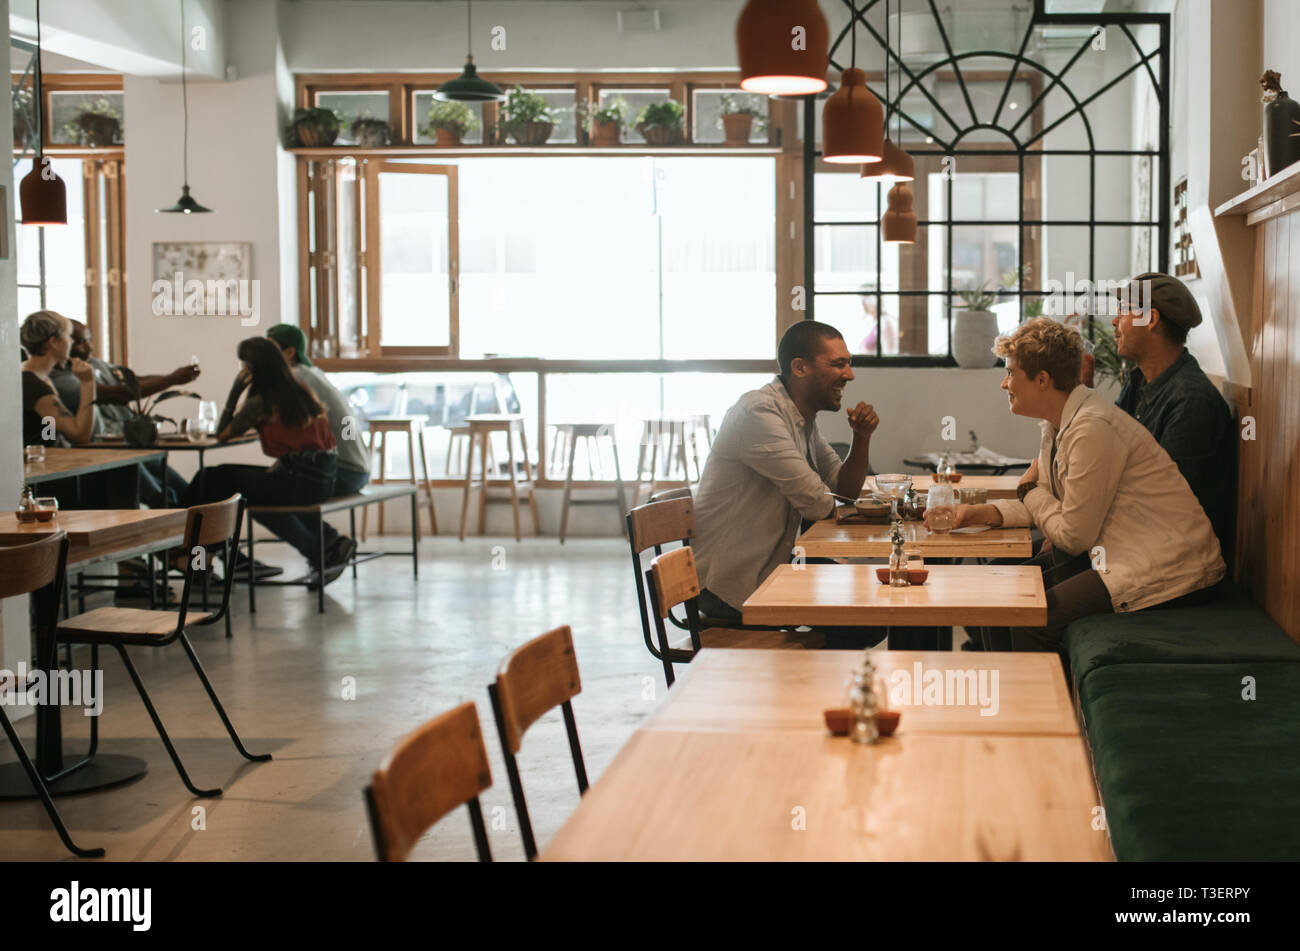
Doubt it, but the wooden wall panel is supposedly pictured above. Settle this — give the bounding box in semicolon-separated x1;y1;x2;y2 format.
1235;209;1300;644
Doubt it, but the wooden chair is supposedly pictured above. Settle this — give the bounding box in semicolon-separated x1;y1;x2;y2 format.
56;494;271;799
487;625;588;861
364;701;493;862
647;547;824;685
0;532;104;858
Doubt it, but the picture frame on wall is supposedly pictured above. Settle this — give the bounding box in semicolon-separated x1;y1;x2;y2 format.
150;240;256;322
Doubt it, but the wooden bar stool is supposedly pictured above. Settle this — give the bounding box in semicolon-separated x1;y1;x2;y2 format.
634;418;692;505
459;414;539;541
684;413;712;481
362;416;437;541
553;423;628;543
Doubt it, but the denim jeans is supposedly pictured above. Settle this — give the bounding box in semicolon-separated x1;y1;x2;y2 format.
184;451;338;562
138;457;189;508
251;464;369;562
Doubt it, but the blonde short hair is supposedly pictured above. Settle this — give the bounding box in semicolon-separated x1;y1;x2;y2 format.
20;310;69;356
993;317;1083;392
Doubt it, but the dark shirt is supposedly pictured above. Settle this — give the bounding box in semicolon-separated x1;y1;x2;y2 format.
1115;350;1235;561
21;371;67;447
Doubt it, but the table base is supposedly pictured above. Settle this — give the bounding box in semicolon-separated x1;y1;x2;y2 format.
0;753;148;800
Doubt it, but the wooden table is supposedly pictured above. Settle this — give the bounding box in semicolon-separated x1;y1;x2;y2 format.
869;473;1020;500
81;433;258;500
0;508;189;799
541;649;1108;862
644;649;1078;736
743;564;1047;628
797;518;1034;560
23;447;165;485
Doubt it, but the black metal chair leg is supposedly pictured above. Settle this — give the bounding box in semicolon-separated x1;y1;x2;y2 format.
561;700;589;794
0;707;104;858
489;683;537;861
177;633;271;763
410;492;419;579
467;797;492;862
247;511;257;614
317;519;326;613
349;510;358;579
113;644;222;798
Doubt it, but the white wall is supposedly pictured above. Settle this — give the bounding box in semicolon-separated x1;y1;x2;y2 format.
1;0;32;700
123;0;296;479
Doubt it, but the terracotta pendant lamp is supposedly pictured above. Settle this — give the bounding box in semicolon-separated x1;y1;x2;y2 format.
158;0;212;213
736;0;829;96
880;0;916;242
436;0;504;102
19;0;68;226
863;0;914;184
822;1;883;164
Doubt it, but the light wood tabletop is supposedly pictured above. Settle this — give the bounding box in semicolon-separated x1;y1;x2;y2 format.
540;729;1110;861
643;649;1078;737
0;509;188;567
873;474;1020;499
23;448;165;485
83;433;257;451
797;517;1033;559
743;564;1047;627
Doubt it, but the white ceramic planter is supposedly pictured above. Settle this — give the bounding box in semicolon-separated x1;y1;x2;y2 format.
952;309;1000;368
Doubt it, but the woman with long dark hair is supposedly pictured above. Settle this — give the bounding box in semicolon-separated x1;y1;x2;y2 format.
185;337;338;576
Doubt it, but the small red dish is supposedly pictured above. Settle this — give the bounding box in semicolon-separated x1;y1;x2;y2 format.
823;708;902;737
874;567;929;585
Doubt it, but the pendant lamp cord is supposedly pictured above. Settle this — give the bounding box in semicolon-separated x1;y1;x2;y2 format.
34;0;44;161
180;0;190;188
896;0;903;141
850;0;857;71
467;0;473;58
884;0;890;129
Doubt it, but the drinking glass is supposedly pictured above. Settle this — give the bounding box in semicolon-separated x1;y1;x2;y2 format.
24;445;46;464
198;401;219;435
875;473;912;520
184;418;206;444
34;497;59;522
926;483;956;534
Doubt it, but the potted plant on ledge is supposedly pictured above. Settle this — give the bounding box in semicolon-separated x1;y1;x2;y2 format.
583;98;628;147
64;97;122;147
350;117;391;147
498;87;554;146
636;100;685;146
951;282;1001;369
425;101;479;147
719;93;768;145
288;107;341;147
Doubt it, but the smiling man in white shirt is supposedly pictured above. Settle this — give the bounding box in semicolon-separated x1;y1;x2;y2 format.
693;321;881;645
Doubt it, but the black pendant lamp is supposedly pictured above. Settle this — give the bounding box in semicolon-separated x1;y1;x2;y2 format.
435;0;504;102
158;0;212;213
19;0;68;226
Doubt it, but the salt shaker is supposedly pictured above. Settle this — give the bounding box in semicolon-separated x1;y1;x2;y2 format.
847;655;881;745
889;519;910;587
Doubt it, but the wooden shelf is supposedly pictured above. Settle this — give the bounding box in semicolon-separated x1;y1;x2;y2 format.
288;144;784;158
1214;159;1300;224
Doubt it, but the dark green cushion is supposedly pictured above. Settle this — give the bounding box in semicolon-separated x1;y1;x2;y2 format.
1080;662;1300;861
1066;598;1300;688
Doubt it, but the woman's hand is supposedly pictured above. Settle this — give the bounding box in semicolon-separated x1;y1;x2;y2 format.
925;502;1001;530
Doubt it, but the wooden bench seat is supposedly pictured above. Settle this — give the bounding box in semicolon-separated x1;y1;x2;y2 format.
243;484;420;614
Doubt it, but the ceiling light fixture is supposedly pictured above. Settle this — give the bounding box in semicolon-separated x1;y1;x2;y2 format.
822;0;883;164
882;0;917;244
19;0;68;226
737;0;830;97
435;0;504;102
862;0;914;184
158;0;212;213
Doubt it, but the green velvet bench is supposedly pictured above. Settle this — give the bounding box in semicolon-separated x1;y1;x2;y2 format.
1064;596;1300;861
1076;662;1300;860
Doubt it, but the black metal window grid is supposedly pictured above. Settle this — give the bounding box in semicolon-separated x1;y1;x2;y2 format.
804;0;1171;365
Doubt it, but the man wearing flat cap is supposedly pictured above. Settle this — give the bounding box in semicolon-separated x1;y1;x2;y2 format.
1111;272;1235;562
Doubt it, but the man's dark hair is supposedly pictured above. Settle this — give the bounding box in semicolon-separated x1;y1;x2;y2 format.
778;320;845;377
1153;310;1189;346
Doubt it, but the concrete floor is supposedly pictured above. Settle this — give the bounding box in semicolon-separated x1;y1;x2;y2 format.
0;537;667;862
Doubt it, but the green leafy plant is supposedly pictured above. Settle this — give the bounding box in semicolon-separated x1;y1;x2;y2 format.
498;86;554;132
718;93;769;133
954;282;999;311
288;107;341;146
424;100;480;137
350;116;391;146
636;100;685;130
63;97;122;146
117;368;201;429
581;97;628;131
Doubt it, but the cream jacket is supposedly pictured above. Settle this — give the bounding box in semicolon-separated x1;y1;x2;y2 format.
991;385;1225;612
